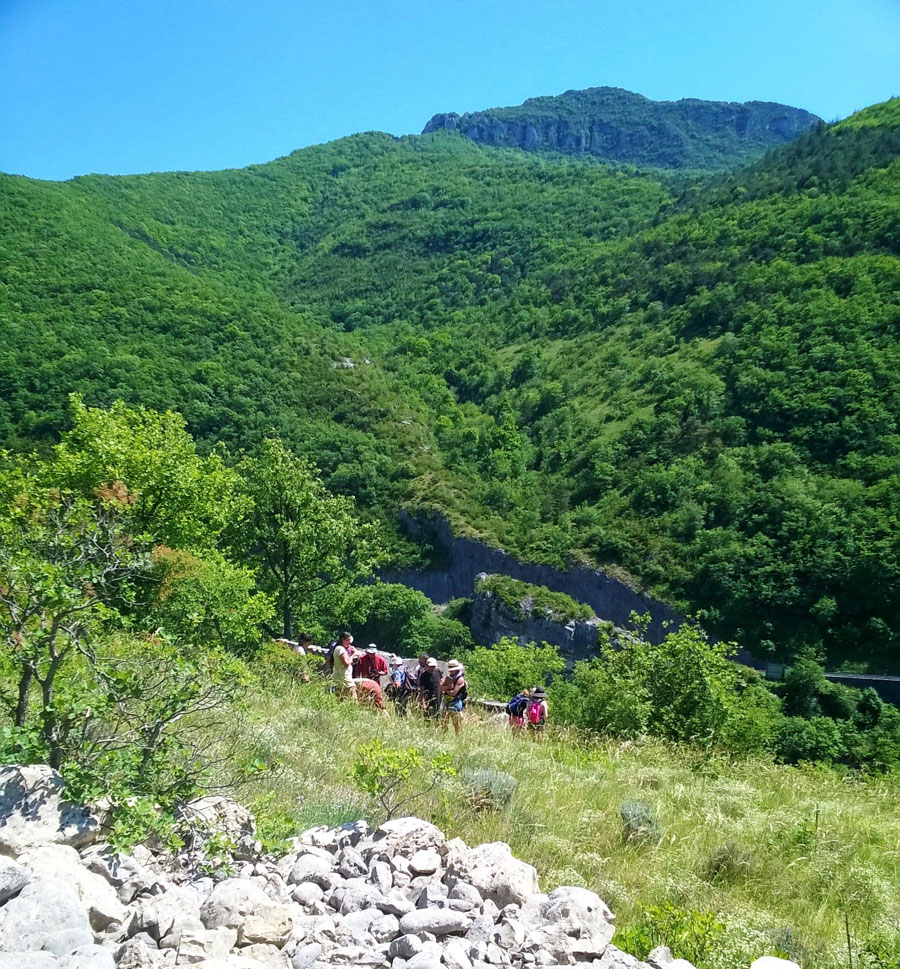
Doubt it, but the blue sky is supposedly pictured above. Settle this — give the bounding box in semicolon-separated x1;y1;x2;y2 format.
1;0;897;180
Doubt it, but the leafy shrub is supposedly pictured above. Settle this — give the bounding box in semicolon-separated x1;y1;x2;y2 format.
775;716;844;764
460;767;517;811
352;739;455;822
463;636;565;699
614;903;725;967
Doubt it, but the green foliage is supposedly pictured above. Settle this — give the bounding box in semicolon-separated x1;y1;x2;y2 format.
476;574;594;622
351;738;455;822
235;439;383;638
614;903;726;968
148;547;273;655
0;101;898;667
563;625;740;745
463;636;565;699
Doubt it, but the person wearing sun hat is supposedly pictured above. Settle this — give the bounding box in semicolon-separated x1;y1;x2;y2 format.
525;686;549;732
440;658;468;734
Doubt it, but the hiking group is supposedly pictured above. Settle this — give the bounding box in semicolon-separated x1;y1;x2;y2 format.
285;632;548;735
320;632;470;734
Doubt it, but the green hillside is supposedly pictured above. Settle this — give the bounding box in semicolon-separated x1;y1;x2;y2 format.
1;102;898;667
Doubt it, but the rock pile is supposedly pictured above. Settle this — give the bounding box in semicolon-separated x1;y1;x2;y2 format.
0;765;798;969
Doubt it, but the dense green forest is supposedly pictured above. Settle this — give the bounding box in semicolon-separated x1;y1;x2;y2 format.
1;98;898;667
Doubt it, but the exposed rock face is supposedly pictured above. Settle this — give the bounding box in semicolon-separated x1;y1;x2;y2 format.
423;87;821;170
468;588;617;665
383;512;684;646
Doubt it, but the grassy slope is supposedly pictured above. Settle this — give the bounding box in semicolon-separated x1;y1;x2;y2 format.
238;673;900;969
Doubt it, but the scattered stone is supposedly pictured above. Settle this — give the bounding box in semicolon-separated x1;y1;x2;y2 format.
288;853;334;889
57;945;116;969
290;942;321;969
291;883;324;908
408;850;441;876
0;955;60;969
238;943;292;968
398;909;469;937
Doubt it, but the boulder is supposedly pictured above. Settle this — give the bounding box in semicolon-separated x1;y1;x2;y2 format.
0;857;29;904
404;942;443;969
288;854;334;889
291;883;324;907
79;845;159;904
750;961;801;969
398;909;469;936
0;766;100;856
290;943;321;969
18;843;127;932
130;888;203;943
237;944;292;969
42;928;96;957
0;878;90;952
518;887;615;963
646;948;697;969
178;796;259;860
442;939;474;969
445;843;538;908
389;935;424;960
238;907;294;948
408;850;441;876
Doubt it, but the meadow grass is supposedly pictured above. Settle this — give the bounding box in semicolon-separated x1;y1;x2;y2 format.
233;673;900;969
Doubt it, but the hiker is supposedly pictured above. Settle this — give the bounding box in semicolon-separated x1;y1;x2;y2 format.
409;653;428;711
294;633;314;655
386;657;412;716
331;631;357;701
525;686;549;732
355;677;389;716
506;687;531;730
440;659;468;734
418;657;442;721
354;644;388;682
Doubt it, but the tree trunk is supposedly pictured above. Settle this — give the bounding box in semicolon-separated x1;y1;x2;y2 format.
15;665;33;727
283;596;292;640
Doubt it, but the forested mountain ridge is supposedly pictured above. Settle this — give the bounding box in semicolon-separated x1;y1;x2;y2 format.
423;86;821;169
0;98;898;667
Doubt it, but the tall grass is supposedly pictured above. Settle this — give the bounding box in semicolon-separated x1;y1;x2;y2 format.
233;671;900;969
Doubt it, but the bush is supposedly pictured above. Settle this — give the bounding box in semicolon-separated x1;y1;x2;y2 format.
476;574;594;622
775;715;844;764
460;767;517;811
704;843;753;883
614;903;725;967
463;637;565;699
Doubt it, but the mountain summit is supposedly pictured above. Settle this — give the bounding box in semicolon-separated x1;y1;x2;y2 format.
423;86;821;169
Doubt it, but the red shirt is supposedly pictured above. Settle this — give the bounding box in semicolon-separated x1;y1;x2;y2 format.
356;678;386;710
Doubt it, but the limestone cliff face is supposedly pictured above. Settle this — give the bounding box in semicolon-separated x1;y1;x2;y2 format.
468;589;626;666
383;512;684;646
423;87;821;170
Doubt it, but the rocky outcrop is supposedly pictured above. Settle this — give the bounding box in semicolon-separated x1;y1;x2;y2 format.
423;87;821;170
0;765;798;969
383;513;683;646
468;588;620;666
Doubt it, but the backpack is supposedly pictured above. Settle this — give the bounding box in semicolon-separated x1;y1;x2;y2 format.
526;700;545;725
506;693;528;717
324;641;338;675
